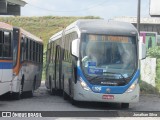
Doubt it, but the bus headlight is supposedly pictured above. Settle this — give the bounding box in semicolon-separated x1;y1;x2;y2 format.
79;77;90;91
126;79;138;93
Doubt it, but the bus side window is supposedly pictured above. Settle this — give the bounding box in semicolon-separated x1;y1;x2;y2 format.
39;44;42;63
56;45;59;60
38;44;41;63
35;42;37;62
51;42;53;63
53;42;56;62
64;41;66;61
54;43;56;62
35;43;38;63
29;40;31;61
3;31;11;58
46;44;49;63
20;36;25;62
0;31;3;57
40;44;43;63
26;38;28;61
30;40;33;61
58;48;61;60
32;41;35;62
33;41;35;62
52;42;55;62
34;42;36;62
28;39;31;61
48;43;51;63
23;37;27;61
37;43;40;63
66;35;69;62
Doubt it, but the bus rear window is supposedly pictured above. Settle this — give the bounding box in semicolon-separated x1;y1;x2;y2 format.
0;31;12;58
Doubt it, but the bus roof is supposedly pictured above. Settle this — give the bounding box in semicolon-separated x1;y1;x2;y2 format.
0;22;13;31
49;30;63;42
20;28;43;43
66;19;138;36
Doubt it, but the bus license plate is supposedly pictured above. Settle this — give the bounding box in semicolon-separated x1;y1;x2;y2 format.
102;95;114;100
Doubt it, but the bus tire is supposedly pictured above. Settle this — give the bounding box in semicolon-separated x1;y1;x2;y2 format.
62;75;69;100
27;78;36;98
12;92;21;100
49;79;56;95
121;103;129;109
71;98;78;105
63;91;69;100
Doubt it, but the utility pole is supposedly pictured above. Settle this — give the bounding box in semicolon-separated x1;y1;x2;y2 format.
137;0;141;33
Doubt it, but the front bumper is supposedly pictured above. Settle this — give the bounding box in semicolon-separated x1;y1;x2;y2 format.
73;81;139;103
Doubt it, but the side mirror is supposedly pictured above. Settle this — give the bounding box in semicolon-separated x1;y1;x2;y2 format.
139;40;146;60
71;39;80;58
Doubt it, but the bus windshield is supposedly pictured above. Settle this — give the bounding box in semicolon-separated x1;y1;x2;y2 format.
81;34;137;83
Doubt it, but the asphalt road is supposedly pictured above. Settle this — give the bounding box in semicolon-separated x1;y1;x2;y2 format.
0;81;160;118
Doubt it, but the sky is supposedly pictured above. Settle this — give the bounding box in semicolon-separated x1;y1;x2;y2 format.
22;0;150;20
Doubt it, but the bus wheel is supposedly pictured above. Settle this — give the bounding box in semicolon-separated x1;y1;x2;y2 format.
121;103;129;109
71;98;78;105
49;79;56;95
27;79;36;98
12;93;21;100
63;91;69;100
62;75;69;100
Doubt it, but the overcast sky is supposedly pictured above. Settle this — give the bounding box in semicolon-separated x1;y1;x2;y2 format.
22;0;150;19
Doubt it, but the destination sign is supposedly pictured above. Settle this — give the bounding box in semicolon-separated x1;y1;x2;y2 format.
108;36;129;43
88;35;129;43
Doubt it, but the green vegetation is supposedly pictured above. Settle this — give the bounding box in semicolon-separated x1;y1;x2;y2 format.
0;16;100;80
147;46;160;92
0;16;100;46
140;46;160;94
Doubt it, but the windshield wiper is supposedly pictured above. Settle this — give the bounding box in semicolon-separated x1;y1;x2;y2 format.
102;71;126;82
89;71;126;83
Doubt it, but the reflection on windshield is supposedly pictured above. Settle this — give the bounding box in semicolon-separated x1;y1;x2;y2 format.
81;34;137;79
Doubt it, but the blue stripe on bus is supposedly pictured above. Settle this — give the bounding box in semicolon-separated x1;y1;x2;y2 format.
77;66;140;94
0;62;13;69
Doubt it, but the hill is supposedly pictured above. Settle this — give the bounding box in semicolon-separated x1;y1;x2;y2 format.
0;16;100;50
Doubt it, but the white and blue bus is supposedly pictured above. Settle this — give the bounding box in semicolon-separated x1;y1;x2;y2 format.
46;19;146;108
0;22;43;99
